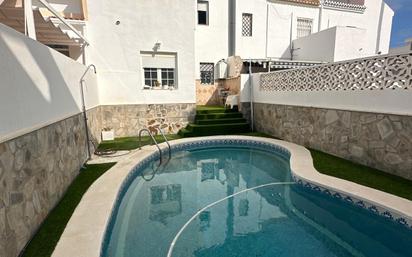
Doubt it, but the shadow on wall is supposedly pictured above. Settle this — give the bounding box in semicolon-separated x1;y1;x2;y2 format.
195;77;241;106
1;25;79;139
0;25;97;257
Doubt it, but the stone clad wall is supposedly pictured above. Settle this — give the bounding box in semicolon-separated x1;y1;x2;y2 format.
101;103;196;137
253;103;412;180
0;111;97;257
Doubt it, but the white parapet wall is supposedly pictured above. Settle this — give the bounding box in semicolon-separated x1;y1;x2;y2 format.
0;23;99;143
293;26;369;63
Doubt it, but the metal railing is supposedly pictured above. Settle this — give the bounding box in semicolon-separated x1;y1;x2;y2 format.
138;128;172;164
156;127;171;159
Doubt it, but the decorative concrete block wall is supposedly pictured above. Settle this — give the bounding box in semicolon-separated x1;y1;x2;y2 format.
253;103;412;180
0;112;97;257
101;103;196;137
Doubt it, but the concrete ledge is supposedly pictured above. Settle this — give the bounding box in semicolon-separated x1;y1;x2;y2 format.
52;136;412;257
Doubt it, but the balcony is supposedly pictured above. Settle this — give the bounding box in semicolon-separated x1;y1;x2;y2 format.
323;0;366;13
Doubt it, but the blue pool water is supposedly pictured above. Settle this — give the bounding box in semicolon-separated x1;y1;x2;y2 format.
102;146;412;257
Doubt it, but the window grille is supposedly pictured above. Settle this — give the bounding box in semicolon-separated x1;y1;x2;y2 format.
200;63;214;84
297;18;313;38
242;13;253;37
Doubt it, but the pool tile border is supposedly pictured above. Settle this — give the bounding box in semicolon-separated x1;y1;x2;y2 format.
51;136;412;257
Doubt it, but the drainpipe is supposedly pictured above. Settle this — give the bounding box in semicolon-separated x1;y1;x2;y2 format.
228;0;236;56
249;59;254;132
265;3;269;59
289;12;294;60
318;0;324;32
80;64;97;160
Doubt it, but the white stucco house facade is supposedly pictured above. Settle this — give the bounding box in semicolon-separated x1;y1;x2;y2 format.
1;0;394;104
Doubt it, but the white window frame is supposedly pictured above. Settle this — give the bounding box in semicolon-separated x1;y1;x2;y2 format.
197;0;209;25
141;52;177;90
297;17;313;39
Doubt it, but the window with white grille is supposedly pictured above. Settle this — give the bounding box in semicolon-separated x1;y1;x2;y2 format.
200;63;214;84
242;13;253;37
297;18;313;39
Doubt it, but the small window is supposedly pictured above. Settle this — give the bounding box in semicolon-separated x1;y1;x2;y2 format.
141;53;177;89
144;68;158;88
242;13;253;37
197;1;209;25
200;63;214;84
161;68;175;87
297;18;313;38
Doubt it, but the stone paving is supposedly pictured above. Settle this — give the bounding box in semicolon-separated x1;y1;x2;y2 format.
254;103;412;180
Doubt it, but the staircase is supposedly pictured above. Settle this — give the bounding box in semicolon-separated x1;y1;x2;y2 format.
178;106;251;137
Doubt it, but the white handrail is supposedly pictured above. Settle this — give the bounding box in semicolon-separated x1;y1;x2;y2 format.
38;0;90;45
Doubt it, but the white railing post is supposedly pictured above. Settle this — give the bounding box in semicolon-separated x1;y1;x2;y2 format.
24;0;36;40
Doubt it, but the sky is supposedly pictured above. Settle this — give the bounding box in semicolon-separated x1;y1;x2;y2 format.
385;0;412;48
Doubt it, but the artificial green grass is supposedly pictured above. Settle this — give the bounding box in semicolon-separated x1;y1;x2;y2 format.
97;134;182;151
21;163;116;257
310;149;412;201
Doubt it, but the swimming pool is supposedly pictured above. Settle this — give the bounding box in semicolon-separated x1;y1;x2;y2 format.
101;139;412;257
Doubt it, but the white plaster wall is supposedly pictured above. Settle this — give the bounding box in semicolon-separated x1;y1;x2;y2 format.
86;0;196;105
247;73;412;116
293;27;337;62
195;0;229;79
231;0;393;61
333;26;367;61
235;0;270;59
293;26;368;62
321;0;394;56
0;23;99;143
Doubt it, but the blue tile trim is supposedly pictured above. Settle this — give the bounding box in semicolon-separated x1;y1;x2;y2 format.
291;175;412;230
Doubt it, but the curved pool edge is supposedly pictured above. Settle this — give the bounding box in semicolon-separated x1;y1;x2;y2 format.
51;136;412;257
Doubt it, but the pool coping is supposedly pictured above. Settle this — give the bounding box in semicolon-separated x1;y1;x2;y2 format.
51;136;412;257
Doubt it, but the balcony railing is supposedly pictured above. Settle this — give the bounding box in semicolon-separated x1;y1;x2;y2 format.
277;0;320;6
323;0;366;12
260;52;412;92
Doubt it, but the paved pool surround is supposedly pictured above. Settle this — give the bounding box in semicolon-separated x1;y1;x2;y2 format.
51;136;412;257
253;103;412;180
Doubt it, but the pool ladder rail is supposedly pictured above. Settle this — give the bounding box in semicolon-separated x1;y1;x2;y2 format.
138;128;171;164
